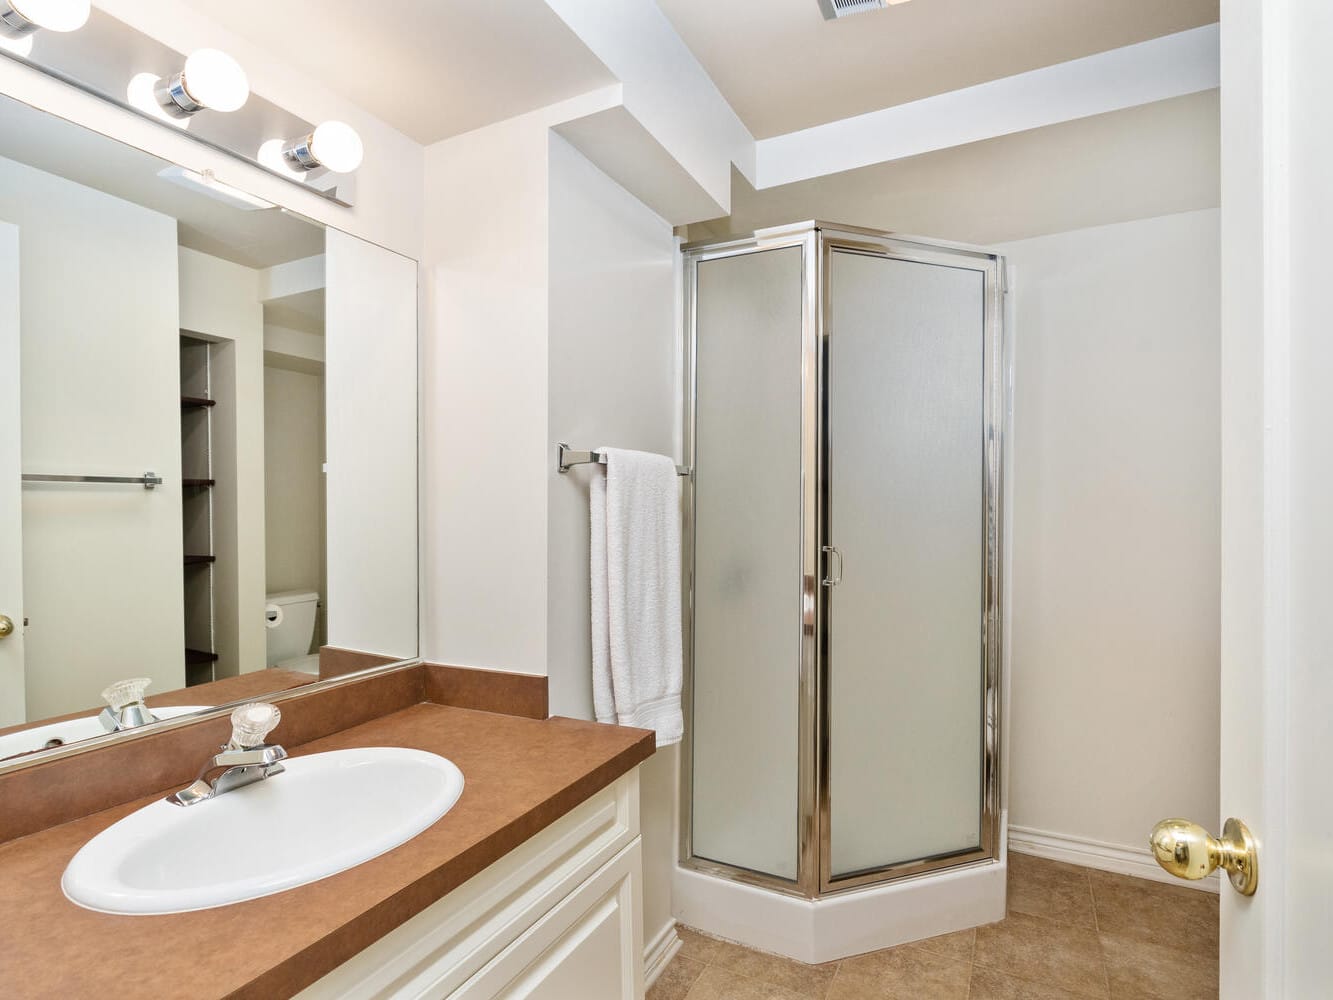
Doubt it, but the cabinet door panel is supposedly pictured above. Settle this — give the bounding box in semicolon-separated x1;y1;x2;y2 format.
456;840;644;1000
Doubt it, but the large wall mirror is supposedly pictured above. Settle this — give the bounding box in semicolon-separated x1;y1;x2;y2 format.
0;92;419;765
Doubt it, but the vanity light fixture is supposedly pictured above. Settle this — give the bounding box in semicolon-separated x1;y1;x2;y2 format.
281;121;364;173
155;48;249;118
0;0;90;37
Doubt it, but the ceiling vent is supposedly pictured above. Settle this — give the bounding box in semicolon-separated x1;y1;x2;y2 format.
818;0;886;19
818;0;909;19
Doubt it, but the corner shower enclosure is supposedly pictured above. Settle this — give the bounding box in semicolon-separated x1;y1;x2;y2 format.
678;222;1005;956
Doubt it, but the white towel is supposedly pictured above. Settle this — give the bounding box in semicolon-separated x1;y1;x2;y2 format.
590;447;683;747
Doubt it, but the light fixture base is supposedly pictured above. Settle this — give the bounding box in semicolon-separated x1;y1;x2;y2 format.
281;132;320;171
155;72;200;118
0;2;38;38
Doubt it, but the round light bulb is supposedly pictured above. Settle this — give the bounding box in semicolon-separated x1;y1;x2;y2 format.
9;0;89;32
258;138;304;179
309;121;363;173
181;48;249;113
0;31;32;55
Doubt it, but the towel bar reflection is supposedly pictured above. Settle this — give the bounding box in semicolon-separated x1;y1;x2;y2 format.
557;443;690;477
21;472;163;490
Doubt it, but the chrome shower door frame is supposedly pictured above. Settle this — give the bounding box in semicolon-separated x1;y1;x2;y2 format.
679;226;822;898
678;222;1004;900
814;225;1004;895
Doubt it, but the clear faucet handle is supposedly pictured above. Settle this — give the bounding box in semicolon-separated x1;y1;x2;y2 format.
229;702;281;749
101;677;151;711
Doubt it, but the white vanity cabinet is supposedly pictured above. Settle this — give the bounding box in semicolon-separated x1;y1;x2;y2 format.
298;769;645;1000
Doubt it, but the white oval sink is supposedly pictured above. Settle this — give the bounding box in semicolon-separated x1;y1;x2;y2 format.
62;747;464;915
0;706;211;761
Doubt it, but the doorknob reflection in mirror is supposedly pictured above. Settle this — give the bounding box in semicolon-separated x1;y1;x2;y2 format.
0;614;13;639
1150;816;1258;896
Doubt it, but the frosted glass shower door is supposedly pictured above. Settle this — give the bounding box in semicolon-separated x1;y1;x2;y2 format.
690;246;806;881
825;249;990;882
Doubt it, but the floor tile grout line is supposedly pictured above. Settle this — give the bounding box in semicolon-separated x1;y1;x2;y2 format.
1095;930;1113;999
1086;868;1112;996
1087;870;1102;933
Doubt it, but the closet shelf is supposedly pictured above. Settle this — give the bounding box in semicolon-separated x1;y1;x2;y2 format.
183;554;216;565
180;396;216;409
184;648;219;666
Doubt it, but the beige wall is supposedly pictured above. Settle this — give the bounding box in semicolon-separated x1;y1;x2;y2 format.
1002;208;1221;850
263;365;326;639
0;154;183;719
688;90;1219;247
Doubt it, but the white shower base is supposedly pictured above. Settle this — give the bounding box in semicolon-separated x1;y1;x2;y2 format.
672;816;1008;964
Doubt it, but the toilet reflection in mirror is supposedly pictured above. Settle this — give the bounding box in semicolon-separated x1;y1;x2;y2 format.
265;591;321;676
0;93;419;765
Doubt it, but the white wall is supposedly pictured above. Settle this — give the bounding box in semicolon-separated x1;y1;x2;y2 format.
1002;209;1221;852
324;230;418;659
178;247;266;678
422;116;683;958
546;132;681;949
546;133;679;719
0;154;183;719
421;109;552;673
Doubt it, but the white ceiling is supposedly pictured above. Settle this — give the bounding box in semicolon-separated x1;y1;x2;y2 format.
181;0;617;144
658;0;1220;138
0;94;324;269
686;90;1220;247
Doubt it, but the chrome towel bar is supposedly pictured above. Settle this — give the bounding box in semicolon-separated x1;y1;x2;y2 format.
21;472;163;490
557;443;690;477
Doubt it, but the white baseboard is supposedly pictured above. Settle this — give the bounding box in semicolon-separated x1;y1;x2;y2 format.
672;848;1007;964
1008;824;1220;894
643;920;682;989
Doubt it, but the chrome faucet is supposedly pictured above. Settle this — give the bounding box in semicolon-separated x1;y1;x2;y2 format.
168;702;287;807
98;677;160;732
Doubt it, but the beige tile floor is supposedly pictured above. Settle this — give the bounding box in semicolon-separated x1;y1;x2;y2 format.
649;853;1219;1000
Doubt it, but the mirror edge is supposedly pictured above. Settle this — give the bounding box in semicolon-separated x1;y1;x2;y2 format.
0;657;426;777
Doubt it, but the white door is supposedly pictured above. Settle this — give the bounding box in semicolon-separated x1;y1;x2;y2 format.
0;221;24;726
1182;1;1333;996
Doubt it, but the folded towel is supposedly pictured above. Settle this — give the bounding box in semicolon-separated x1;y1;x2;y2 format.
590;447;683;747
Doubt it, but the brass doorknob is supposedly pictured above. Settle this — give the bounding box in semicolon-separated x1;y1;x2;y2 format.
0;615;13;639
1150;816;1258;896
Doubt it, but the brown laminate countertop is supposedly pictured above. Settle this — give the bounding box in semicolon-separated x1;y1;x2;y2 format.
0;703;654;1000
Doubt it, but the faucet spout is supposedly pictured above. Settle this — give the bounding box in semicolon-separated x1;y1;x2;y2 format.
167;703;287;807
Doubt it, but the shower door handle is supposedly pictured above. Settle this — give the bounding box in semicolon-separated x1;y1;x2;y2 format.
822;546;843;587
